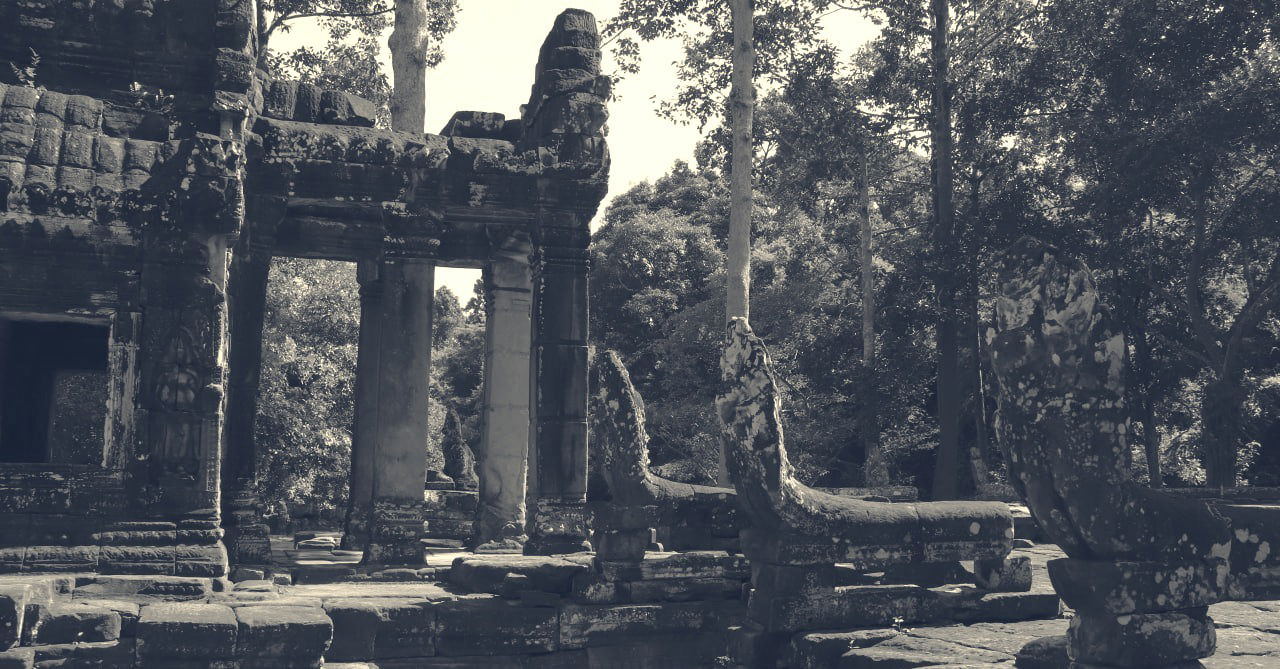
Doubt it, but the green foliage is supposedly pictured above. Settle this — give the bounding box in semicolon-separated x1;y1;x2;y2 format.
254;259;359;514
254;260;481;515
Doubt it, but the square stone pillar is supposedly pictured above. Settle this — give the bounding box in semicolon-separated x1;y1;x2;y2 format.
526;249;591;555
474;258;533;551
221;237;273;566
360;257;436;566
343;259;384;551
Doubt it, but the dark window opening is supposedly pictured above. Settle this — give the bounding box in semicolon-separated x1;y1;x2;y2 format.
0;319;109;464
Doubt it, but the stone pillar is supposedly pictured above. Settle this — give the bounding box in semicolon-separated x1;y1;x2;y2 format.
474;258;533;551
220;232;273;566
525;245;591;555
343;260;384;551
361;257;435;566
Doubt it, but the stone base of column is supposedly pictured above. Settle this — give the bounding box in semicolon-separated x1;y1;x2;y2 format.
223;488;271;566
342;500;372;551
361;498;425;566
525;501;591;555
1048;557;1225;667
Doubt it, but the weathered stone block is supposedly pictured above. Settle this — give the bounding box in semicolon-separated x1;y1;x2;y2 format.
975;556;1033;592
1015;635;1069;669
626;577;741;602
370;599;435;659
434;600;557;656
75;599;140;637
27;603;120;644
559;601;735;649
450;556;587;595
0;585;29;650
234;605;332;661
748;585;933;632
1048;557;1228;615
30;638;134;667
593;529;651;562
1068;608;1217;666
323;599;380;662
0;647;32;669
136;603;237;660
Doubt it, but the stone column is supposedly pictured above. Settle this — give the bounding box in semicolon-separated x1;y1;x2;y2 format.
343;260;384;551
474;258;533;551
526;246;591;554
221;234;273;566
361;257;435;566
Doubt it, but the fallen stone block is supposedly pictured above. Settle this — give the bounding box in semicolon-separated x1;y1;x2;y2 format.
234;605;332;664
434;599;558;656
136;602;237;661
27;603;120;644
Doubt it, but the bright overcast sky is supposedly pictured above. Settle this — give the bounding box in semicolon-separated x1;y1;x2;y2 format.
273;1;879;298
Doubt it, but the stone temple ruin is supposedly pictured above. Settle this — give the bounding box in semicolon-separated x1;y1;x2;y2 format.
0;2;1276;668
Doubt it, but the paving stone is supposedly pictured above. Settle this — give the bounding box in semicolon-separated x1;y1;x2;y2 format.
28;603;120;644
838;633;1015;666
234;605;332;662
136;602;237;660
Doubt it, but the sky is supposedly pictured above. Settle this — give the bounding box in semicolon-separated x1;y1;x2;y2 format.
273;1;879;298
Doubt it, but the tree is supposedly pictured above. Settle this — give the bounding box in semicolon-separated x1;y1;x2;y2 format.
726;0;755;323
389;0;460;133
262;1;458;130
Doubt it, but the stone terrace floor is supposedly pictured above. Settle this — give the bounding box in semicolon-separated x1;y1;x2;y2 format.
268;537;1280;667
781;543;1280;668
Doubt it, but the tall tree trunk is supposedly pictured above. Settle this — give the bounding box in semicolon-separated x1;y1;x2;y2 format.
720;0;754;486
389;0;430;134
1202;369;1245;489
860;142;887;487
929;0;961;500
1131;314;1163;487
726;0;754;322
968;279;990;491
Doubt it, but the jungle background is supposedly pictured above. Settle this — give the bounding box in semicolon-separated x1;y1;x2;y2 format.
250;0;1280;519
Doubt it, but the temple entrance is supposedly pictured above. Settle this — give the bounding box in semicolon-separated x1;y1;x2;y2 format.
0;316;109;465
